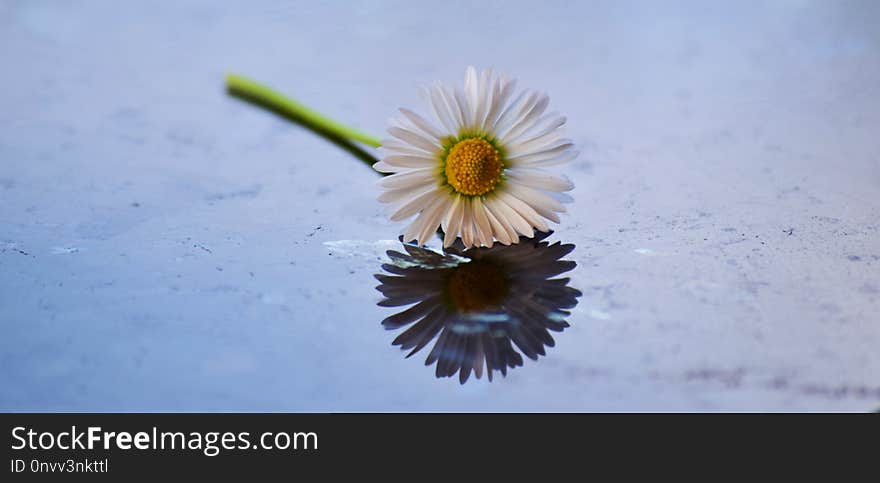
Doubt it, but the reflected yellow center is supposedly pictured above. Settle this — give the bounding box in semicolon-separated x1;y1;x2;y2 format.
445;260;508;312
444;138;503;196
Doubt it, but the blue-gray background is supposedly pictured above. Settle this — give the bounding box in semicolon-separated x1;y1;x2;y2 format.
1;0;878;411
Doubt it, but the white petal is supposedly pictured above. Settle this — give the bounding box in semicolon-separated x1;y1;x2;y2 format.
416;197;449;246
471;197;494;247
403;194;447;244
484;75;516;133
507;133;574;159
391;189;443;221
378;168;436;190
381;138;434;156
388;126;441;152
499;93;549;143
460;200;474;248
486;196;533;238
399;108;446;141
535;150;579;166
496;191;548;232
442;194;464;247
505;131;564;158
372;160;395;173
514;113;566;146
381;154;436;169
480;73;501;133
515;149;579;167
378;181;434;203
467;198;487;247
464;66;479;129
507;143;576;166
428;85;458;134
507;138;574;159
474;68;492;131
439;84;464;130
453;87;472;131
505;182;565;223
494;90;537;139
506;168;574;192
479;198;512;245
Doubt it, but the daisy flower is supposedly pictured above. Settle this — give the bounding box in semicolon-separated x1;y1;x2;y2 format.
373;67;577;248
375;231;581;383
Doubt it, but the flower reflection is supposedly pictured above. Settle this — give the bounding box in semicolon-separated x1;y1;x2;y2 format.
375;231;581;383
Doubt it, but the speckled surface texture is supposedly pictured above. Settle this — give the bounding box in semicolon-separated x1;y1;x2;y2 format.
1;0;878;411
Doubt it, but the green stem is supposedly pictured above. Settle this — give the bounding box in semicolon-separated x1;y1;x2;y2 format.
225;73;383;148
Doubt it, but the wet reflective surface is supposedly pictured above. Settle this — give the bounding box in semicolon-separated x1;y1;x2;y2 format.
1;1;879;410
376;232;580;383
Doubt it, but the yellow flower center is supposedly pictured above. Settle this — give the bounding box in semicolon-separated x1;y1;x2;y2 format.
445;260;508;312
444;138;503;196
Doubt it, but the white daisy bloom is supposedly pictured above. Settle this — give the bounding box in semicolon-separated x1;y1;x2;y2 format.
373;66;577;249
